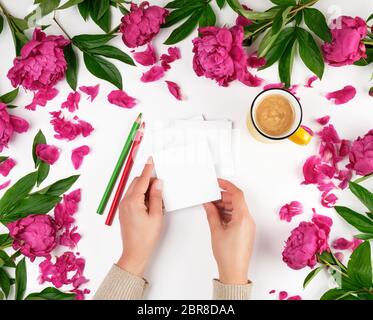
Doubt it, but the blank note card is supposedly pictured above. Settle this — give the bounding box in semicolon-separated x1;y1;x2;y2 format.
153;139;221;212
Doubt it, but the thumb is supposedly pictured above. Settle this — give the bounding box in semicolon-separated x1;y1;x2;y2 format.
149;179;163;216
203;202;221;231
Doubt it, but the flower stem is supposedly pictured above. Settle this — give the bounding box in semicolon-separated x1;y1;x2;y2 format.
353;173;373;184
53;14;71;40
363;39;373;46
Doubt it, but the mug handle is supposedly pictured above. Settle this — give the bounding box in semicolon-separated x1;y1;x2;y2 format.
288;126;312;146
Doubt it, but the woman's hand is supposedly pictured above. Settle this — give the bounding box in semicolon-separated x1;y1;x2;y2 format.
117;158;164;277
204;179;255;285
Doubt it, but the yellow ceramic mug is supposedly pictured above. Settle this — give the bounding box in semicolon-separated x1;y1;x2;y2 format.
247;88;312;146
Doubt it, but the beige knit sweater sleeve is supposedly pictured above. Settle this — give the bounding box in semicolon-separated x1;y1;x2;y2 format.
93;264;252;300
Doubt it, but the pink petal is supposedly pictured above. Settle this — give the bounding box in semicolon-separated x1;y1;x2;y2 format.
107;90;137;109
133;44;157;66
305;75;318;88
247;52;266;68
0;158;16;177
263;82;284;90
269;289;276;294
71;145;90;170
59;226;81;249
318;124;341;144
279;291;288;300
61;92;81;113
0;180;11;190
79;85;100;102
316;116;330;126
287;295;302;300
321;192;338;208
236;15;252;27
25;87;59;111
141;66;165;83
301;125;314;136
325;85;356;105
9;115;29;133
35;144;60;165
160;47;181;65
279;201;304;222
351;238;363;251
165;81;182;100
53;189;81;230
332;237;353;250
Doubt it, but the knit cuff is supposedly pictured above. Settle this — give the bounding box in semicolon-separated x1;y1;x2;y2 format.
213;279;252;300
93;264;148;300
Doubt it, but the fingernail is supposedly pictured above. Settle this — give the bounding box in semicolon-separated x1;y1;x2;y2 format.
147;156;153;164
154;179;163;191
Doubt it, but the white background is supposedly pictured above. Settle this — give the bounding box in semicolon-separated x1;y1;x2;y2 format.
0;0;373;300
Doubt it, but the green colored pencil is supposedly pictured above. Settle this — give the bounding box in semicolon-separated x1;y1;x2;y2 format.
97;113;142;215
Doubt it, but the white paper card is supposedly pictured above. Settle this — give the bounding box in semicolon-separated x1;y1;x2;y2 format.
153;139;221;212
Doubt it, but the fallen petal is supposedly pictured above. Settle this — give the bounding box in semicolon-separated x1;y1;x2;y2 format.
165;81;182;100
0;180;11;190
141;66;165;83
61;92;81;113
0;158;16;177
279;201;304;222
305;75;318;88
316;116;330;126
71;145;90;170
325;85;356;105
79;85;100;102
134;44;157;66
107;90;137;109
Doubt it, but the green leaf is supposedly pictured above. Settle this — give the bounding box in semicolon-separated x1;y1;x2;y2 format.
0;172;37;217
320;288;358;300
0;157;8;164
39;0;61;16
0;234;12;249
272;6;291;34
367;13;373;22
238;8;279;21
88;45;135;66
15;258;26;300
96;0;110;20
258;29;279;57
78;0;91;20
32;130;46;168
347;241;372;288
354;233;373;240
303;8;331;42
216;0;225;9
165;0;197;9
354;47;373;66
303;266;323;288
335;206;373;234
162;6;201;28
6;194;61;218
349;181;373;214
0;15;3;34
0;250;16;268
295;10;303;25
36;175;79;196
226;0;240;12
83;52;123;89
0;268;11;298
260;27;295;69
279;36;296;87
164;9;203;45
297;27;324;79
58;0;85;10
64;44;78;91
37;161;50;187
0;88;19;104
73;34;115;50
0;290;3;300
199;4;216;28
270;0;296;5
25;287;76;300
90;0;111;33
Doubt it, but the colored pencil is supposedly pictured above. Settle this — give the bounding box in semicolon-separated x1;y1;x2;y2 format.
97;113;142;215
105;122;145;226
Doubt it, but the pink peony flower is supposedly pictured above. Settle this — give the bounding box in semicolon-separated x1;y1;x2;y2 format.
133;44;157;66
325;85;356;105
25;87;59;111
0;158;16;177
282;211;332;270
8;215;58;262
348;129;373;176
79;85;99;102
50;111;93;141
0;103;29;152
192;25;262;87
61;92;81;113
120;2;168;48
71;145;90;170
141;66;165;83
279;201;304;222
7;29;70;91
165;81;182;100
36;144;60;165
53;189;81;230
322;16;367;66
0;180;11;190
107;90;137;108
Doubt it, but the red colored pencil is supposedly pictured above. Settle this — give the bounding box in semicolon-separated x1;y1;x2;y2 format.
105;122;145;226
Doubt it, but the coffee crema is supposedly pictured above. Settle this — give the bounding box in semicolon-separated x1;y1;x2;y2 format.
255;94;295;137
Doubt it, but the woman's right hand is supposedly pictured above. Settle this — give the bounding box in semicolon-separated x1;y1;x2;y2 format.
203;179;255;285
